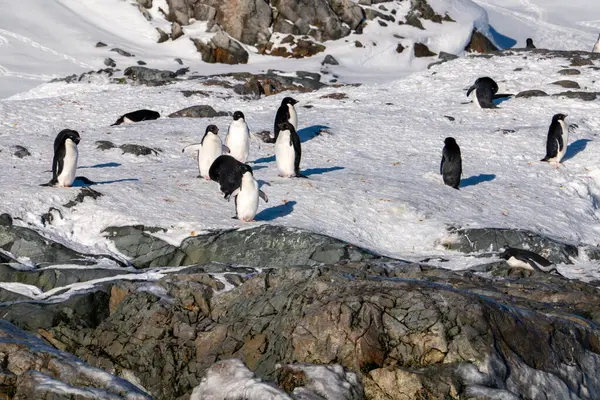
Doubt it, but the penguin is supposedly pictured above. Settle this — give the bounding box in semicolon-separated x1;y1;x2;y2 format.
208;155;248;200
111;109;160;126
230;166;268;222
182;125;229;180
275;121;304;178
440;137;462;189
225;111;250;163
274;97;298;141
593;33;600;53
499;247;561;275
466;77;499;109
526;38;536;49
45;129;81;187
541;113;568;164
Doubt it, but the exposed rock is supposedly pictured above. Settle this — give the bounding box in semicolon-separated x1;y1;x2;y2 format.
465;29;499;53
406;0;444;27
50;68;115;84
137;0;152;8
438;51;458;61
104;57;116;67
355;40;363;48
123;66;177;86
443;227;577;264
171;21;184;40
413;42;436;57
136;3;153;21
552;91;598;101
395;43;405;53
322;54;339;65
191;32;249;64
156;27;169;43
110;48;135;57
64;187;103;208
174;57;183;65
558;68;581;75
119;144;160;156
166;0;190;25
552;79;580;89
12;145;30;158
261;36;326;59
320;92;348;100
181;90;211;98
515;89;548;98
96;140;116;150
95;41;107;47
570;57;594;66
168;105;229;118
137;60;147;65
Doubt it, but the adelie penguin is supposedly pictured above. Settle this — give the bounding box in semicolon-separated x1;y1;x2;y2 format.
525;38;536;49
541;113;568;165
42;129;81;187
593;33;600;53
225;111;251;163
274;97;298;141
111;109;160;126
275;121;305;178
230;165;268;222
499;247;562;275
440;137;462;189
466;77;512;109
182;125;230;180
209;155;249;200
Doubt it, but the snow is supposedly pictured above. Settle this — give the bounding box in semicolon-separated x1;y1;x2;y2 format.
0;0;599;304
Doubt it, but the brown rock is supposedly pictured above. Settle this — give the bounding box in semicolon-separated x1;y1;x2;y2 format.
414;43;436;57
465;29;499;53
551;80;581;89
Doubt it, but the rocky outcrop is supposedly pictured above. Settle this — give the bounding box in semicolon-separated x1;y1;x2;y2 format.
465;29;499;53
168;105;230;118
123;66;178;86
191;31;249;64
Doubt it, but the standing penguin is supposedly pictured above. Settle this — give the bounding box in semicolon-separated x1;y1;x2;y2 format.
466;77;499;109
525;38;536;49
541;113;568;165
274;97;298;141
593;33;600;53
43;129;81;187
230;166;269;222
182;125;229;180
225;111;250;163
275;121;304;178
440;137;462;189
209;155;248;200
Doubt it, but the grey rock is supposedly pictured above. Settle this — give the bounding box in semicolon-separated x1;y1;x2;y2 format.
438;51;458;61
444;227;577;264
96;140;116;150
136;3;153;21
119;144;160;157
12;145;30;158
465;29;499;53
558;68;581;75
110;48;135;57
296;71;320;81
123;66;177;86
137;60;147;65
95;41;107;47
171;21;184;40
168;105;229;118
104;57;116;67
0;213;12;226
174;57;183;65
414;42;436;57
217;0;273;46
515;89;548;98
63;187;103;208
552;91;598;101
191;32;249;64
551;80;580;89
157;27;169;43
137;0;152;8
166;0;190;25
322;54;339;65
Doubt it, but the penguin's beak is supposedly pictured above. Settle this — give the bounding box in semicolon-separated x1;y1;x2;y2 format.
466;85;476;97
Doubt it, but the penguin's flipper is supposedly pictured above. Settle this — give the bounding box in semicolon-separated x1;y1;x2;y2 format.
493;93;514;100
182;144;202;154
477;89;496;109
291;131;302;177
259;190;268;203
222;144;231;153
228;188;240;202
440;155;446;175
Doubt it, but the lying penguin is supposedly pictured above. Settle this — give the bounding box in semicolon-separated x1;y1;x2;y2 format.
498;247;563;275
111;109;160;126
465;77;513;108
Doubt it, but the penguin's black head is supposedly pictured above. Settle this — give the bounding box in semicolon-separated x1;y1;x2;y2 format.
277;121;294;132
282;97;298;106
61;129;81;145
552;113;567;122
526;38;534;46
206;124;219;134
444;137;457;146
240;163;253;175
499;247;516;260
233;111;245;121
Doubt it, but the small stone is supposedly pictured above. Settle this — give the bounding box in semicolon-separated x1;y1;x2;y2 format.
137;60;147;65
444;115;455;121
320;93;348;100
96;141;116;151
104;58;116;67
156;28;169;43
12;145;31;158
111;48;135;57
551;80;580;89
95;42;107;48
515;90;548;98
174;58;183;65
378;20;388;27
171;22;184;41
396;44;405;53
355;41;363;48
557;69;581;75
322;55;339;66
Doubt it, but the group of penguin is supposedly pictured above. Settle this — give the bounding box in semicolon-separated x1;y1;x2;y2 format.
43;97;304;222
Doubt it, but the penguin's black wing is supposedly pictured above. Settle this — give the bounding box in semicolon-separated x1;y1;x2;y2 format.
273;105;290;142
440;152;446;175
290;130;302;176
51;144;66;184
199;132;209;146
466;85;476;98
542;123;562;161
476;88;496;109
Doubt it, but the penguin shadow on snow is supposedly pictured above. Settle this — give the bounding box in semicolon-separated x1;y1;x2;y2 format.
487;25;517;49
301;166;345;177
562;139;592;163
253;155;276;164
460;174;496;188
297;125;330;143
78;162;121;169
255;200;297;221
70;177;139;187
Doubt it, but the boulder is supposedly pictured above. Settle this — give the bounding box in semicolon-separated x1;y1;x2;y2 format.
123;66;177;85
166;0;190;25
552;91;598;101
171;21;184;40
465;29;499;53
515;89;548;98
168;105;230;118
551;80;581;89
191;32;249;64
413;42;436;57
322;54;339;65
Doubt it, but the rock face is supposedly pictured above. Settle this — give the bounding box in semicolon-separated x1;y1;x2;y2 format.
465;29;499;53
123;66;177;85
191;31;249;64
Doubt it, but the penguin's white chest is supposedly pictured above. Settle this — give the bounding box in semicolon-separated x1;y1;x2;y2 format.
57;139;78;187
236;175;260;221
275;131;295;177
226;121;250;163
287;104;298;130
556;120;569;162
593;39;600;53
506;256;535;271
198;135;222;178
471;90;482;109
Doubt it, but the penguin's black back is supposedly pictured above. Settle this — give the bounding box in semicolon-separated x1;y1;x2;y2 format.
441;138;462;189
111;109;160;126
500;247;552;267
274;104;291;141
209;155;247;197
541;119;564;161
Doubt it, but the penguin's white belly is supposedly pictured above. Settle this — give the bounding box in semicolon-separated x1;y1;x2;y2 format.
472;90;482;109
506;256;535;271
593;40;600;53
236;180;259;221
198;136;222;178
288;104;298;130
275;136;295;177
123;117;134;124
226;125;250;162
555;120;569;162
57;140;78;187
